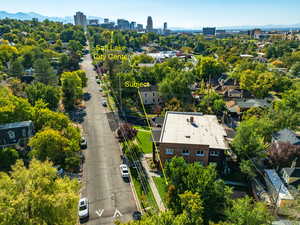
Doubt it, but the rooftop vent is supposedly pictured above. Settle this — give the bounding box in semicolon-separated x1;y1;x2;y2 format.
190;116;194;123
185;135;191;138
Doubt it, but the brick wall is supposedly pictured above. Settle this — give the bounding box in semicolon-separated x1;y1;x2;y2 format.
158;142;224;166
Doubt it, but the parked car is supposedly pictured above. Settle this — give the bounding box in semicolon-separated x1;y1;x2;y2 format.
132;211;142;220
96;79;100;84
80;137;87;149
102;100;107;107
99;87;103;92
120;164;129;178
78;198;89;221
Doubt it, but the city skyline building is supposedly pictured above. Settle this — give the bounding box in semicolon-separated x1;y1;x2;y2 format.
146;16;153;31
74;11;87;28
130;21;136;30
163;22;167;31
203;27;216;36
117;19;130;30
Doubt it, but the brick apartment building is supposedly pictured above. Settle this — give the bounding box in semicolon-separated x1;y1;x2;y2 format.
154;112;229;167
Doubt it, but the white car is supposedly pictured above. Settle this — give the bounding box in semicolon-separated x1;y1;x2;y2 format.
96;79;100;84
102;100;107;107
120;164;129;178
78;198;89;220
80;137;87;149
99;87;103;92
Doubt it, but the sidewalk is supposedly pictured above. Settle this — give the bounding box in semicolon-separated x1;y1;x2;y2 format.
141;156;166;211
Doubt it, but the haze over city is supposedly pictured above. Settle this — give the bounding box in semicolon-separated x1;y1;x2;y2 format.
2;0;300;28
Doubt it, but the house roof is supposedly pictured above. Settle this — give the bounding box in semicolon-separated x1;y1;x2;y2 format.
264;169;294;200
236;98;271;109
272;129;300;145
151;117;164;126
0;121;33;130
138;63;155;67
159;112;229;149
139;85;158;92
282;167;300;178
151;128;162;143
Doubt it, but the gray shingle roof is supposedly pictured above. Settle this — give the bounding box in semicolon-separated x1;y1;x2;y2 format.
272;128;300;145
0;121;33;130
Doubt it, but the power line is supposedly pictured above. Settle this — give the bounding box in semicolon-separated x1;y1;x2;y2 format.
137;88;168;185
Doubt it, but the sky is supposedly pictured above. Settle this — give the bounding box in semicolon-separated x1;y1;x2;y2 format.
1;0;300;28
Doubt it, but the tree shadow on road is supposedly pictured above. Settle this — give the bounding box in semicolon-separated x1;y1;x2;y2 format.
83;92;91;101
68;108;87;123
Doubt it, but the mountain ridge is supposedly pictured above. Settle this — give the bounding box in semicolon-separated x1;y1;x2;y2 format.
0;11;103;24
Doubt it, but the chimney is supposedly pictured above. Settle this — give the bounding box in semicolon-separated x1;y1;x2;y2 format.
190;116;194;123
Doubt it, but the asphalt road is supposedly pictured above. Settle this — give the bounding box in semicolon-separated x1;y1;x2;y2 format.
80;52;137;225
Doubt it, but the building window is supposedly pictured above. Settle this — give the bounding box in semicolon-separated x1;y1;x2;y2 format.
144;93;147;97
210;151;219;156
182;149;189;156
7;130;16;139
153;92;155;96
22;129;26;137
165;148;174;155
198;161;204;165
145;99;147;104
196;150;205;156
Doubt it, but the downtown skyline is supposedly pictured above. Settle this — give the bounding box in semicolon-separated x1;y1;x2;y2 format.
1;0;300;28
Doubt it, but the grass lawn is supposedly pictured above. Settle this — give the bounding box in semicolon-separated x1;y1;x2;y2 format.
135;128;152;154
133;125;151;131
153;177;168;205
130;168;158;211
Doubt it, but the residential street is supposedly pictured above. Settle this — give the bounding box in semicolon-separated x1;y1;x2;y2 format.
80;51;137;225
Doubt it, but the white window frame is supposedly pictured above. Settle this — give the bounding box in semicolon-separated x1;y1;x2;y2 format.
165;148;174;155
210;151;219;156
182;149;190;156
196;150;205;156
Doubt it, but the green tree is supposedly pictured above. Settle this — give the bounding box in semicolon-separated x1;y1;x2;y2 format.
177;191;204;225
195;56;226;82
74;70;88;87
165;157;231;222
0;148;19;171
32;107;70;131
290;62;300;77
9;58;24;78
61;71;83;109
28;128;70;166
231;118;271;160
239;70;275;98
33;58;57;85
0;87;33;124
225;197;272;225
198;90;225;115
25;82;60;110
159;71;194;102
239;160;257;179
0;159;79;225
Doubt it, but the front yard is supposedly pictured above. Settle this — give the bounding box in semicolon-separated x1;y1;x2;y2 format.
130;167;158;212
134;126;152;154
153;176;168;205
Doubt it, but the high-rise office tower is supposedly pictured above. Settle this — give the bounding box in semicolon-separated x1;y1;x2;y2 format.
137;24;143;31
117;19;130;30
130;21;136;30
163;22;167;31
146;16;153;31
74;12;87;27
203;27;216;36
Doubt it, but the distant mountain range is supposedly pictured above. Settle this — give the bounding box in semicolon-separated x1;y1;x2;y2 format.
0;11;104;24
170;23;300;31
